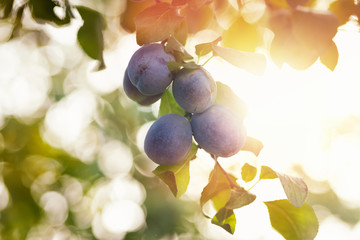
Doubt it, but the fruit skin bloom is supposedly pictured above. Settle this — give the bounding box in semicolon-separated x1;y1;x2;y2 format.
123;68;162;105
173;67;217;113
191;105;246;158
144;113;193;165
127;43;175;96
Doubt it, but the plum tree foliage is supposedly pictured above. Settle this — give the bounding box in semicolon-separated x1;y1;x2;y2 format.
2;0;359;238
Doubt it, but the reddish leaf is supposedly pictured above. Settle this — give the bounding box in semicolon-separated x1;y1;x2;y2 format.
292;7;339;55
181;3;214;34
188;0;213;10
120;0;155;33
286;0;308;8
264;0;289;8
200;162;233;210
225;188;256;209
269;9;319;70
270;33;319;70
172;0;189;6
135;3;184;45
329;0;357;26
174;19;188;45
320;40;339;71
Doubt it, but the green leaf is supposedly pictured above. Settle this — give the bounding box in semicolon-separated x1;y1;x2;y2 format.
29;0;70;25
158;89;185;117
214;82;248;118
77;6;106;70
195;37;222;58
241;163;257;182
167;61;200;73
212;45;266;75
211;208;236;234
0;0;14;19
259;165;278;180
225;188;256;209
241;136;264;156
167;61;182;72
265;199;319;240
277;173;308;208
153;144;198;198
135;3;184;45
165;35;193;61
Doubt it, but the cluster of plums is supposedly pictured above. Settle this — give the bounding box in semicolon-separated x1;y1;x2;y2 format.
123;43;247;165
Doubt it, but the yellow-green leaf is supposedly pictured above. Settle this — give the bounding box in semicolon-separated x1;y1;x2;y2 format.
195;37;222;58
265;199;319;240
158;89;185;117
211;208;236;234
222;17;260;52
153;144;198;198
259;165;278;180
241;163;257;182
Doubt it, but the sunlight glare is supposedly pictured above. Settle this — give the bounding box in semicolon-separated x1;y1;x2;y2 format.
98;140;133;178
101;200;145;233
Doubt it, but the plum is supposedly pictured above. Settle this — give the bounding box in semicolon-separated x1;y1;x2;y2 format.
191;105;246;157
144;113;192;165
172;67;216;113
123;68;162;105
127;43;175;96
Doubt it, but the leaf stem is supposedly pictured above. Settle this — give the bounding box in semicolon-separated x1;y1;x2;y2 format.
201;55;214;67
210;154;240;189
247;178;261;191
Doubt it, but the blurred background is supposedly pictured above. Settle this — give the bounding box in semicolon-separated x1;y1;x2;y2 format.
1;0;360;239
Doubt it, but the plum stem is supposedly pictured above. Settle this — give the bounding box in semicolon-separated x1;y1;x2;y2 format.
210;154;240;190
